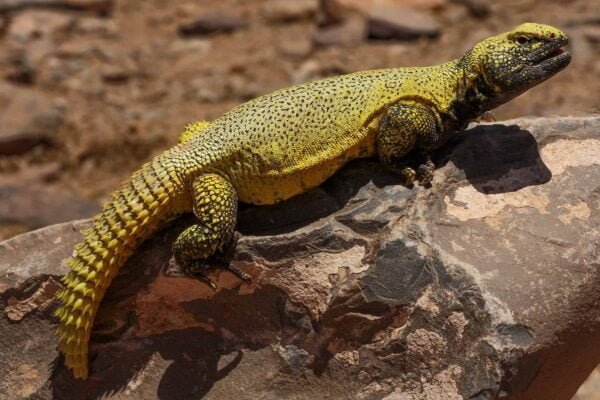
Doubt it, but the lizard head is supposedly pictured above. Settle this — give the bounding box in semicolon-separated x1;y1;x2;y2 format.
469;23;571;103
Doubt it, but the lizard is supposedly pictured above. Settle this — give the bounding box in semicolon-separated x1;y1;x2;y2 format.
54;23;571;379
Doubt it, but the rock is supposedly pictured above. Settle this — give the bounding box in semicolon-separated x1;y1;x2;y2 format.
0;85;66;155
573;367;600;400
178;11;247;37
321;0;373;23
3;48;36;84
452;0;490;18
313;17;367;46
390;0;447;10
368;4;441;40
261;0;319;23
290;59;323;84
71;16;118;37
319;1;441;42
7;10;73;41
0;183;100;230
276;36;313;59
0;116;599;399
0;0;113;15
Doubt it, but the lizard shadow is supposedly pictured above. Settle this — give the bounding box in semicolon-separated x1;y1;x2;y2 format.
434;123;552;194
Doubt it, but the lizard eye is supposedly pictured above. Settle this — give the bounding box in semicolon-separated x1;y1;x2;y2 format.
514;35;531;45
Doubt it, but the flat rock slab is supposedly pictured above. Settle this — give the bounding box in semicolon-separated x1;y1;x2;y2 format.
0;116;598;400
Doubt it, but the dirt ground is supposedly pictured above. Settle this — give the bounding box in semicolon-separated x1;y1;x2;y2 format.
0;0;598;239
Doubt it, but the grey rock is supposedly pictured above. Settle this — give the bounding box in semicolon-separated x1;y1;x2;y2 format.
0;116;598;399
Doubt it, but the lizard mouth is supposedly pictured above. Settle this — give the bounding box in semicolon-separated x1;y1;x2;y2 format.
530;39;571;69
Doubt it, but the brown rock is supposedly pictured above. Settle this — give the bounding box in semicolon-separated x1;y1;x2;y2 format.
320;0;440;42
452;0;491;18
0;116;598;399
277;36;313;59
368;4;441;39
0;85;66;154
388;0;447;10
0;0;113;15
261;0;319;23
573;367;600;400
321;0;374;23
0;183;100;230
7;10;73;41
313;16;367;46
178;11;247;37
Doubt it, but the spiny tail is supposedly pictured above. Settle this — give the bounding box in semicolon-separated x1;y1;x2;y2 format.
53;150;187;379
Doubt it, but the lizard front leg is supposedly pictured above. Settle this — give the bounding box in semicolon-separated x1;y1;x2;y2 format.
172;173;250;287
377;102;440;185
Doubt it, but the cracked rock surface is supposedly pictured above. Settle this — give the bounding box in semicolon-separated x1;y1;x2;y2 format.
1;116;598;400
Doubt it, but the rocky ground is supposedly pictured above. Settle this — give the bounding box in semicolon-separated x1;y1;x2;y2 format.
0;0;599;239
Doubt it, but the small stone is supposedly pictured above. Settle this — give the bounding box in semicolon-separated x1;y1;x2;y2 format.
321;0;374;22
290;59;323;84
391;0;447;10
0;85;66;155
261;0;319;22
4;49;36;84
368;5;441;39
0;0;113;15
277;37;313;59
313;17;367;46
582;24;600;44
71;17;118;37
178;11;247;37
453;0;490;18
7;10;73;41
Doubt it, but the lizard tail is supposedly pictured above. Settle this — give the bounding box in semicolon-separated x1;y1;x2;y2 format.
53;149;188;379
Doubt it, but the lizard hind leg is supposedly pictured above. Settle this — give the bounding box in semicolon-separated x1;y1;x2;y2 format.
173;173;247;287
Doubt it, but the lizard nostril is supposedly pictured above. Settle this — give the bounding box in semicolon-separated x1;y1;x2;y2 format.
549;32;556;39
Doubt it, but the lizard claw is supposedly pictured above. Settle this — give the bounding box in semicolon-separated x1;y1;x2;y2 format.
416;159;435;185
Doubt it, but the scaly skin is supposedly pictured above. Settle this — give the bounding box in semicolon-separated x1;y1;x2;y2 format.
55;23;571;379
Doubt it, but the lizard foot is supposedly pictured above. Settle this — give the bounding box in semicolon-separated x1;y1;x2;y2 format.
399;167;417;186
176;232;251;287
416;159;435;185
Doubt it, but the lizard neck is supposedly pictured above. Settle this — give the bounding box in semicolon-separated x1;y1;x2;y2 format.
446;50;501;128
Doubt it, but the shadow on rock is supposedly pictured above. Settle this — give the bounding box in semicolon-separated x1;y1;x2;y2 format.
436;123;552;194
237;159;401;236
